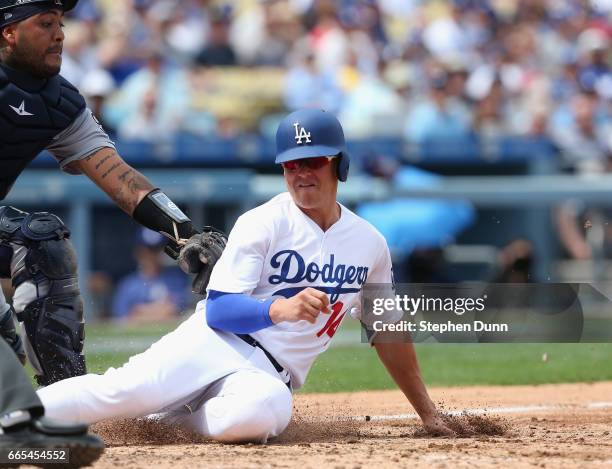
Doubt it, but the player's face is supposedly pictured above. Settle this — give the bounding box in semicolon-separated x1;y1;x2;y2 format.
5;10;65;78
283;156;339;212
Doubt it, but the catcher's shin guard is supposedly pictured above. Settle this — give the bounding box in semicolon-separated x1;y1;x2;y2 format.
19;279;86;386
0;207;86;385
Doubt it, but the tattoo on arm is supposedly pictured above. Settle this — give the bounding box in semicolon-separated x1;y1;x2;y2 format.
112;169;154;214
101;162;122;179
118;169;131;182
95;153;113;170
127;171;152;195
80;149;154;215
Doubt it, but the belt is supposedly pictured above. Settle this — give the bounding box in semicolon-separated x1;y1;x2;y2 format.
236;334;291;388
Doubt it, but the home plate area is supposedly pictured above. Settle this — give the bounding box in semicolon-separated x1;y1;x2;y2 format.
90;382;612;468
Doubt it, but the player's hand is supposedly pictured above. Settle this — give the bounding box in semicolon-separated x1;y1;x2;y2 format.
269;287;331;324
421;413;456;437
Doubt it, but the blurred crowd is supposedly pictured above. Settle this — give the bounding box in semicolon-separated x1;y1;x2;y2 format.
62;0;611;171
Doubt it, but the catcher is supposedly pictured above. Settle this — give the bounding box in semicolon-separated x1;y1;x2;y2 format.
0;0;225;386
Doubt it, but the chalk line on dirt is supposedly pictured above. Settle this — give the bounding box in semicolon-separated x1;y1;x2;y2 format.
344;401;612;422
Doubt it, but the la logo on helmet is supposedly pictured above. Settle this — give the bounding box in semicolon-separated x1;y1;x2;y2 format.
293;122;311;144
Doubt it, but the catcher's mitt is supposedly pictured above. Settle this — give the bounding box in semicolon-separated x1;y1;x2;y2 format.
177;226;227;295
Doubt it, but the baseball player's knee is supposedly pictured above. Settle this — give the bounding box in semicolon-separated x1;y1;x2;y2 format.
211;375;292;443
3;210;86;385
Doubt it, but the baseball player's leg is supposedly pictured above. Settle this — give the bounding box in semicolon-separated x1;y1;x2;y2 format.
38;309;254;424
0;337;44;418
0;243;25;362
0;206;86;386
0;339;105;467
176;368;292;443
0;282;26;364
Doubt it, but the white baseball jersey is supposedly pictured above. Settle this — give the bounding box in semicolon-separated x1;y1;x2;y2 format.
207;192;395;389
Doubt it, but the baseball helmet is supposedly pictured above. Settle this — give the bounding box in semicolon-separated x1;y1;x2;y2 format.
0;0;78;29
275;109;350;182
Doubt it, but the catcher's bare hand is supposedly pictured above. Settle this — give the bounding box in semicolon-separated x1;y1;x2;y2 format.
177;226;227;295
270;287;330;324
422;414;456;437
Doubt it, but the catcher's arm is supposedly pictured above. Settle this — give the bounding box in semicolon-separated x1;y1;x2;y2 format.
373;338;455;436
70;148;154;215
70;148;194;250
70;148;226;293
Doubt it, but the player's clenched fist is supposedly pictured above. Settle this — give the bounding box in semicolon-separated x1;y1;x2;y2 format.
269;287;330;324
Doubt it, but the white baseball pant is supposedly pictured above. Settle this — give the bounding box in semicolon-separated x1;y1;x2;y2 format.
37;304;293;443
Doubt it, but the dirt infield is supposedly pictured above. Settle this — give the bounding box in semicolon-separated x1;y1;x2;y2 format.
89;382;612;468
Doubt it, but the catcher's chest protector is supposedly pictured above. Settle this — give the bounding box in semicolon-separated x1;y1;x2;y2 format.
0;64;85;200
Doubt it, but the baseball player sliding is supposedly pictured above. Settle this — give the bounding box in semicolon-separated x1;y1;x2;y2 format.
37;109;454;442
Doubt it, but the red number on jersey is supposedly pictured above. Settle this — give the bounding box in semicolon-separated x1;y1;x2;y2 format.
316;301;345;338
